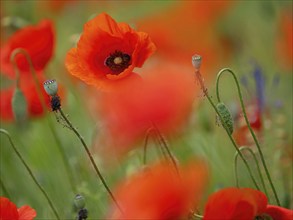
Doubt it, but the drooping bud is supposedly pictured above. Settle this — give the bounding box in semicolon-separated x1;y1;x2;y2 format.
192;54;202;69
216;102;234;135
43;79;58;96
74;194;85;210
12;88;27;122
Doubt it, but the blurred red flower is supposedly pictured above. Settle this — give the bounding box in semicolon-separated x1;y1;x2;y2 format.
0;20;55;79
265;205;293;220
277;7;293;71
233;102;262;146
0;19;55;122
0;197;36;220
65;12;156;91
203;188;293;220
136;1;233;80
110;160;208;219
95;63;196;155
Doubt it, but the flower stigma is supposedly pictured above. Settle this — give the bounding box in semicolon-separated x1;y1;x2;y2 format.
105;50;131;75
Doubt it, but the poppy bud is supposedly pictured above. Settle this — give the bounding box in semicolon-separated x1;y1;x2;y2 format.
12;87;27;122
192;54;202;69
216;102;233;135
74;194;85;210
43;79;58;96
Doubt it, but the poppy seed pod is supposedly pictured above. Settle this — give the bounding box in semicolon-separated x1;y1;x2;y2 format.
192;54;202;69
216;102;233;135
74;194;85;210
43;79;58;96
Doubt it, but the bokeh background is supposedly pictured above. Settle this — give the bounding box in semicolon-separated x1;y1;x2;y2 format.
0;1;292;219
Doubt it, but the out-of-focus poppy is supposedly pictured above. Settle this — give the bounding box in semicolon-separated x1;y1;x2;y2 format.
136;1;233;80
203;188;267;220
203;187;293;220
0;20;55;79
94;62;196;156
0;197;36;220
265;205;293;220
0;19;55;122
65;12;156;91
110;160;208;219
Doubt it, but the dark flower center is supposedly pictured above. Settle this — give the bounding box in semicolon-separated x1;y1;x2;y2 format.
105;50;131;75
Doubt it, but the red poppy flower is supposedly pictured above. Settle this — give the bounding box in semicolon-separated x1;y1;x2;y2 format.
0;19;56;122
0;20;55;79
65;12;156;91
0;197;36;220
94;62;196;156
203;188;267;220
110;160;208;219
203;188;293;220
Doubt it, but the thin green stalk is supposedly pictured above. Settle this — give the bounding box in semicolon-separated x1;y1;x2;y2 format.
151;123;179;175
194;69;260;190
234;147;269;197
216;68;280;205
10;48;76;193
57;108;123;213
143;128;154;165
0;129;60;219
0;178;10;198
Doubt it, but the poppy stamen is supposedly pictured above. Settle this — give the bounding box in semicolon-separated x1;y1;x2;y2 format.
105;50;131;75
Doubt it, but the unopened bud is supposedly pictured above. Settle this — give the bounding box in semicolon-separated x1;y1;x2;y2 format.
192;54;202;69
74;194;85;209
12;88;27;122
43;79;58;96
216;102;233;135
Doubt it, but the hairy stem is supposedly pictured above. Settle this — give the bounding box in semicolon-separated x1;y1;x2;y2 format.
57;108;123;213
234;147;269;197
216;68;280;205
195;70;260;190
10;48;76;192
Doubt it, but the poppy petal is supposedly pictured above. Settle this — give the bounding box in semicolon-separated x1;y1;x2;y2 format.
0;197;19;220
0;20;54;79
18;205;36;220
265;205;293;220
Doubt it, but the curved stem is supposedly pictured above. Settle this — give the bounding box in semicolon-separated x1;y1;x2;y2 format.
216;68;280;205
234;146;268;197
10;48;76;193
143;128;154;165
0;129;60;219
194;70;260;190
57;109;123;213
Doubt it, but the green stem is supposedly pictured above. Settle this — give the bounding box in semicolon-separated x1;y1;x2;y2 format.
151;123;179;175
234;147;269;197
0;129;60;219
194;70;260;190
10;48;76;193
57;109;123;213
143;128;154;165
216;68;280;205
